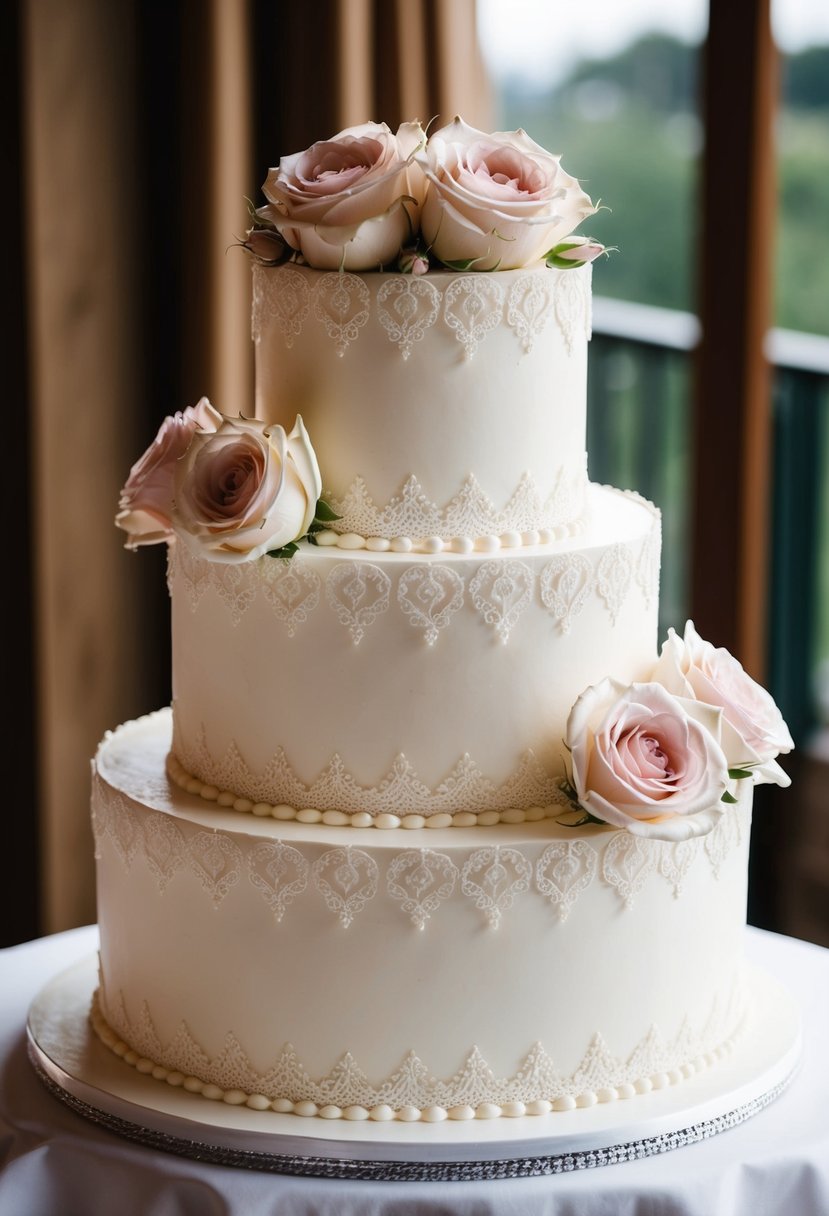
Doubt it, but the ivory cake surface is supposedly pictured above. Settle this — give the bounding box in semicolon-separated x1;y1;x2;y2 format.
169;484;660;819
95;157;794;1127
93;712;752;1121
253;262;592;543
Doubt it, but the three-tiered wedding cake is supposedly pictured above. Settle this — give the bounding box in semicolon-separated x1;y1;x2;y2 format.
90;118;792;1124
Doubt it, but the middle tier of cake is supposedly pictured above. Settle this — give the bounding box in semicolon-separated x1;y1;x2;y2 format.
169;484;660;823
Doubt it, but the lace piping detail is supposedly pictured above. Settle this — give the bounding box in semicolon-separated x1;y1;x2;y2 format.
93;775;751;920
324;467;589;543
92;981;749;1118
171;725;566;816
167;504;661;645
252;263;592;360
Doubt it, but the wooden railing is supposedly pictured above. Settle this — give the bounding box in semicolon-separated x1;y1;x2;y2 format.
588;295;829;747
589;298;829;941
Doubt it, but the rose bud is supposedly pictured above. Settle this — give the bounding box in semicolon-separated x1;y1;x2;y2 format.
545;235;607;269
244;226;289;265
398;247;430;275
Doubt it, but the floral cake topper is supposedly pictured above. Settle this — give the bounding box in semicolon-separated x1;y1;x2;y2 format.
255;120;426;272
243;116;609;274
560;621;793;840
116;400;332;563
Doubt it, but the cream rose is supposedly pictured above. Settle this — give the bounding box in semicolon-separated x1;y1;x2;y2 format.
652;621;793;786
565;679;731;840
258;120;426;271
418;117;596;271
116;397;221;548
171;414;322;562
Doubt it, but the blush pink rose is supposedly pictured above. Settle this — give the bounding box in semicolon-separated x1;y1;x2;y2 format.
652;621;793;786
418;117;596;271
116;397;221;548
565;679;731;840
171;414;322;562
258;120;426;271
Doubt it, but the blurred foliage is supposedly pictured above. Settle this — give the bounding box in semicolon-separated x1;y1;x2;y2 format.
560;33;697;113
775;113;829;334
496;35;829;335
781;45;829;111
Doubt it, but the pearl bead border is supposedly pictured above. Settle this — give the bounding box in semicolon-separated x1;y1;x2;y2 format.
89;996;743;1124
165;753;563;830
311;521;585;555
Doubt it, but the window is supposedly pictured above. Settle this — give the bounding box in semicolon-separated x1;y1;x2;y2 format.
478;0;707;634
478;0;829;740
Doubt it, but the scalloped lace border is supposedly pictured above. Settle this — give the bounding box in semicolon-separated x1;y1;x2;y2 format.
91;982;750;1123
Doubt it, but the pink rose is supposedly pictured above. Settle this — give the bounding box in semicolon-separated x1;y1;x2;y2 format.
257;120;426;271
652;621;793;786
171;414;322;562
418;117;596;271
565;679;731;840
116;397;221;548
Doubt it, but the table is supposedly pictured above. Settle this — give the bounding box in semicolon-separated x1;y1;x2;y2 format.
1;924;828;1215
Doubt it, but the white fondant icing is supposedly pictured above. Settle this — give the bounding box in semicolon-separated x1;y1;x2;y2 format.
92;714;751;922
90;980;750;1121
91;247;767;1134
252;263;592;540
167;486;660;819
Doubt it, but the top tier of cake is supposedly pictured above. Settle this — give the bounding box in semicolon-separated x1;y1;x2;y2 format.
252;261;592;547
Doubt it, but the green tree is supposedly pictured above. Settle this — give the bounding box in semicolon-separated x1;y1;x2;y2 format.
496;35;829;335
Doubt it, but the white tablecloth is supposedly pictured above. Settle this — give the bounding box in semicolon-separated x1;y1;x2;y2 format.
1;924;828;1215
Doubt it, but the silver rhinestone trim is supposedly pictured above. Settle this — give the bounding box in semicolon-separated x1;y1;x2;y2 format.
28;1040;795;1181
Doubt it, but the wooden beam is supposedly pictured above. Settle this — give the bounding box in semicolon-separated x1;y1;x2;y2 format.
691;0;778;678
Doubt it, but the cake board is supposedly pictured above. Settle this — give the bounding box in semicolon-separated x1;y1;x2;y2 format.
26;953;801;1181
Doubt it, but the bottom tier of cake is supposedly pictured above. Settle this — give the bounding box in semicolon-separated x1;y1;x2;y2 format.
92;711;754;1123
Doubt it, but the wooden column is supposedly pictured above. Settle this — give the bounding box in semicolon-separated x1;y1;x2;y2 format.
691;0;778;678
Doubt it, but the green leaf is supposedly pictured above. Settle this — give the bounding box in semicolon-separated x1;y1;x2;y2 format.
728;768;754;781
314;498;341;523
437;249;500;271
440;257;481;272
266;541;298;561
721;790;739;804
545;252;579;270
557;774;578;803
